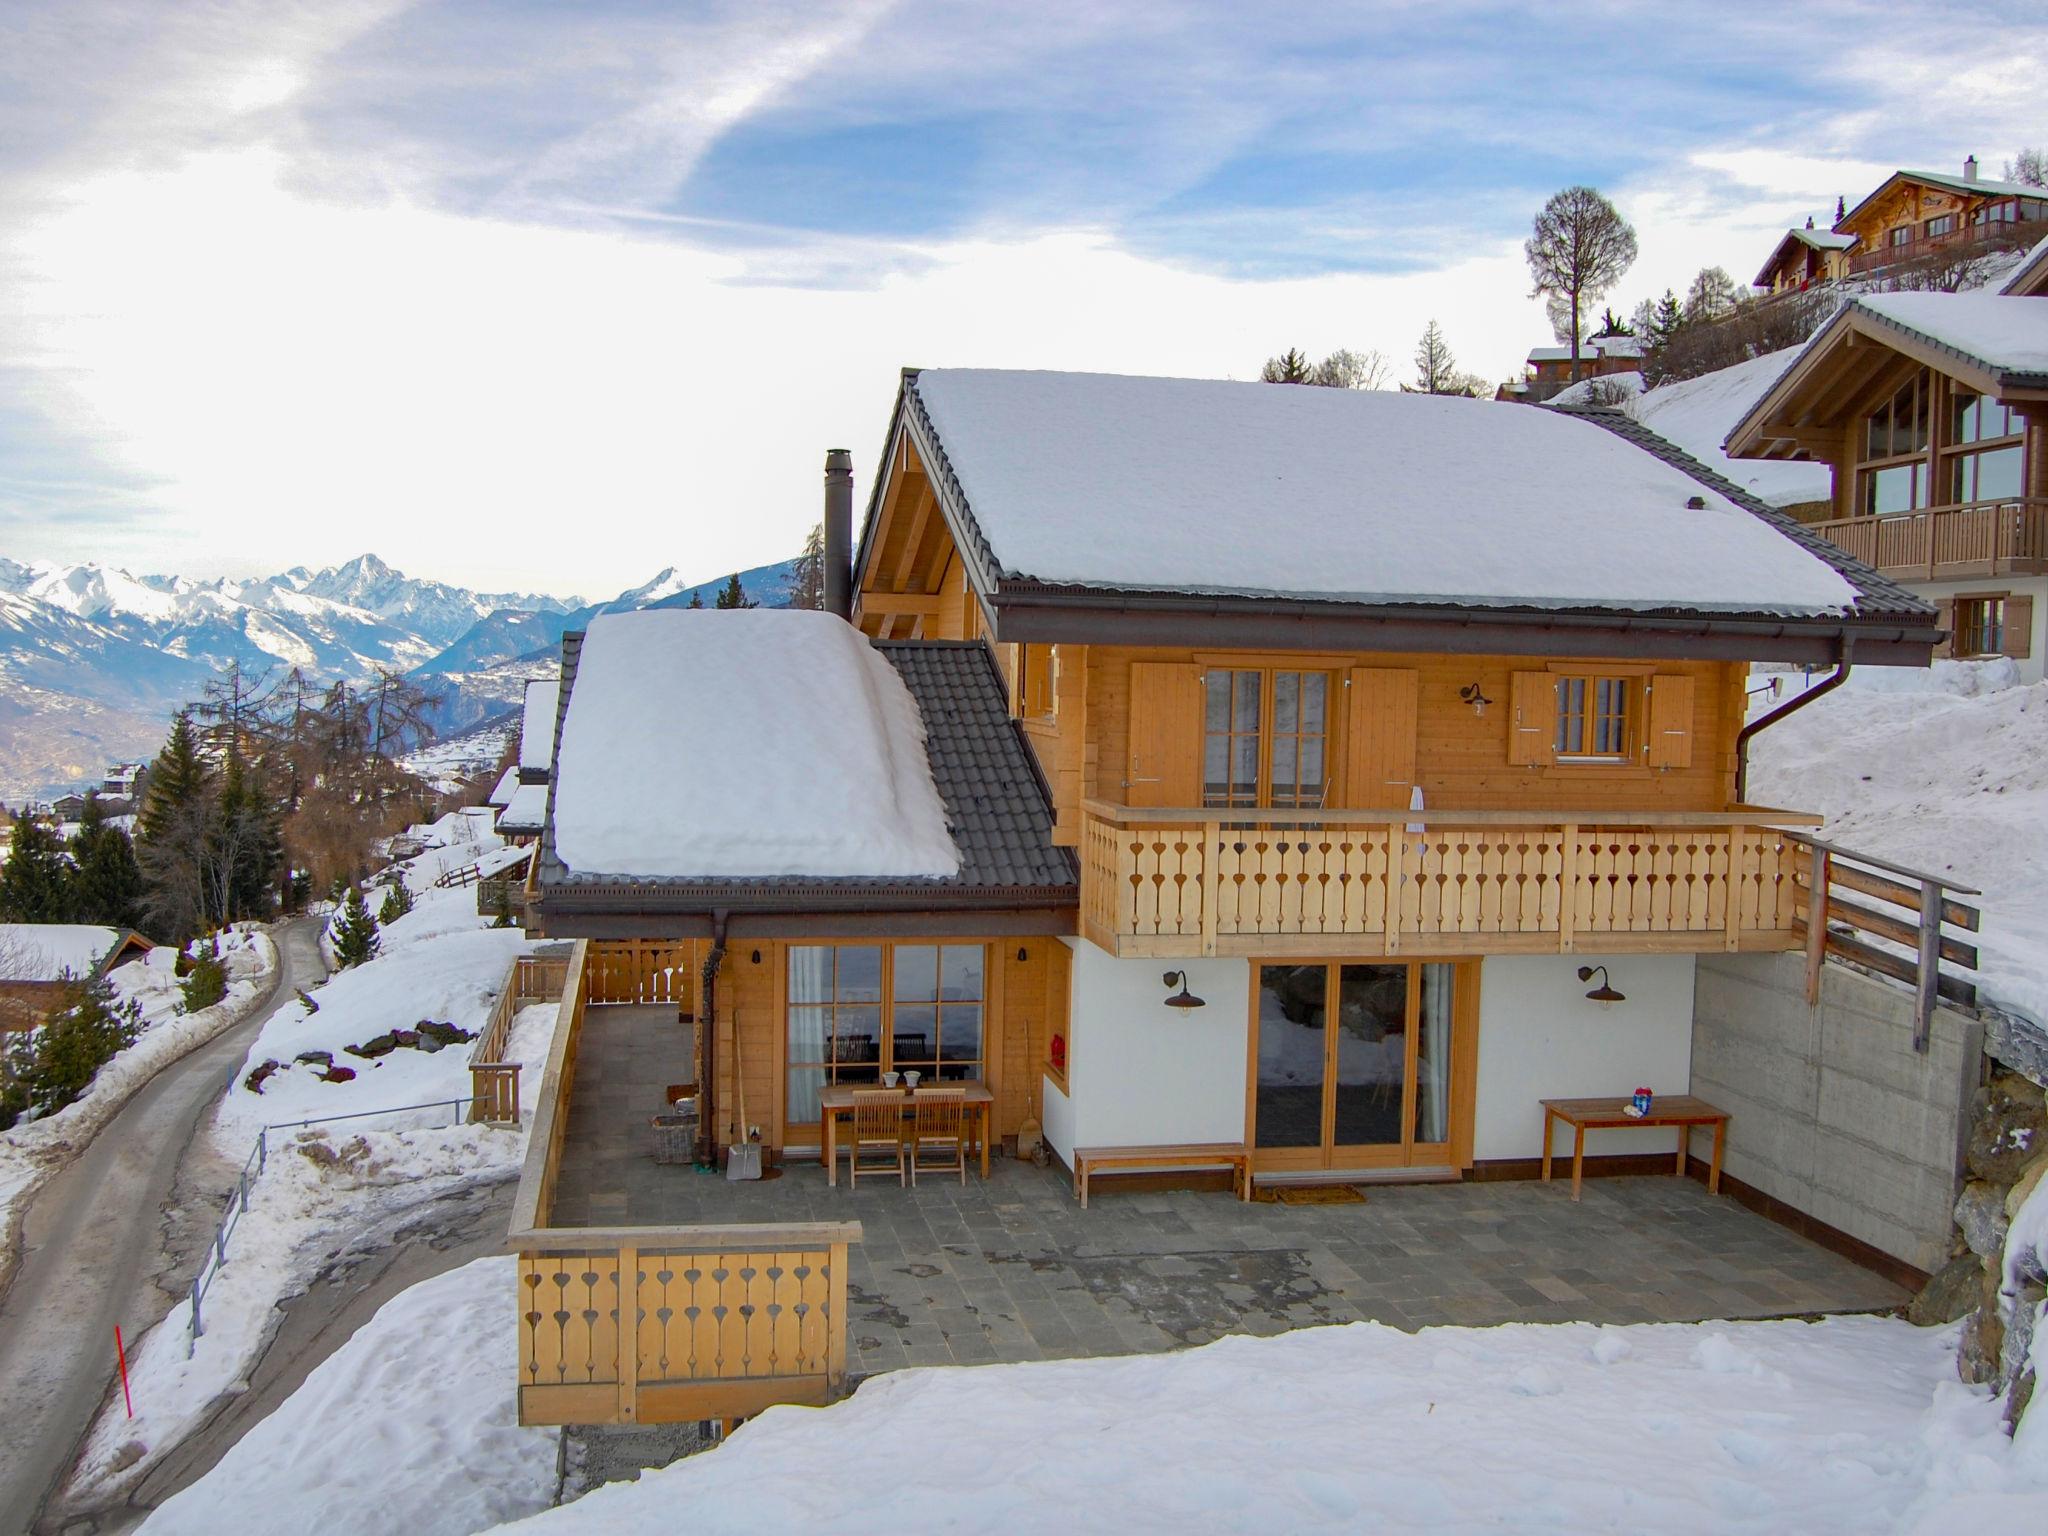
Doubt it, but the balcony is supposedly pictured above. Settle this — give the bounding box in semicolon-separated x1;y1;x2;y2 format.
1812;499;2048;582
1079;800;1820;960
1842;221;2043;278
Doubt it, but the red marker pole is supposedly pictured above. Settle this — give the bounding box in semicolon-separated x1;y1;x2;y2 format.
115;1326;134;1418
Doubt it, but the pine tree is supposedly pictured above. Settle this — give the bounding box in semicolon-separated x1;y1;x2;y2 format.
331;886;381;968
137;711;214;942
378;880;414;924
68;794;145;930
0;815;72;923
1;973;143;1127
180;940;227;1010
1404;320;1484;396
1260;348;1314;384
686;591;704;610
714;574;757;610
790;523;826;610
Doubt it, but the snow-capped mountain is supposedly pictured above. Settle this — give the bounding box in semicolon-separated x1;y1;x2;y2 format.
0;551;803;799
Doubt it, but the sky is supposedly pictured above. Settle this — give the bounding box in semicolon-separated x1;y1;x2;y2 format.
1;1;2044;603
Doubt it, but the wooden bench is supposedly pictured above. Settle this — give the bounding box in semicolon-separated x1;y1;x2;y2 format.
1070;1143;1252;1208
1540;1095;1728;1202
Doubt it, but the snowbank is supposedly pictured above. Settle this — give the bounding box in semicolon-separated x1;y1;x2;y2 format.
912;368;1859;612
1747;660;2048;1022
551;609;960;880
138;1257;558;1536
0;930;277;1298
1629;348;1832;508
485;1313;2035;1535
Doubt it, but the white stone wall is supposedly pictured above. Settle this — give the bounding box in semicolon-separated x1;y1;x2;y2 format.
1472;953;1698;1161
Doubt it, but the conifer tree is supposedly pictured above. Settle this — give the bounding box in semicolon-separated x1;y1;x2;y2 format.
377;880;414;924
686;591;704;609
0;814;72;923
68;794;145;930
714;573;757;609
790;523;825;610
0;973;143;1128
179;940;227;1010
331;886;381;968
1260;348;1315;384
137;711;214;942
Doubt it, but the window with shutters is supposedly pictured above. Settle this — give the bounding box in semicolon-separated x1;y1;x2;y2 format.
1554;674;1632;760
1200;668;1329;809
1014;643;1056;720
1954;595;2007;657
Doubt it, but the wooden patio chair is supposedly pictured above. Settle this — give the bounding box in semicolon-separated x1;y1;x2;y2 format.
909;1087;968;1186
847;1089;906;1188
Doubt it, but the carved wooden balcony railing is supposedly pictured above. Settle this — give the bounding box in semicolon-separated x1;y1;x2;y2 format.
1079;800;1822;959
1812;498;2048;582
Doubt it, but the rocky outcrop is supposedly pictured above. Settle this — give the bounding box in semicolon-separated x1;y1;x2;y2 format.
1915;1065;2047;1433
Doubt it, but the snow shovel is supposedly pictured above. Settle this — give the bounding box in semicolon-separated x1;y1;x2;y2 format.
726;1010;761;1181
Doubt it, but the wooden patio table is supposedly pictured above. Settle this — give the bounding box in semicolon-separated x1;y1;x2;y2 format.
1539;1095;1728;1202
820;1081;993;1187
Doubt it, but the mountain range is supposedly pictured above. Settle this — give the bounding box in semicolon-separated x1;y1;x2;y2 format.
0;552;802;800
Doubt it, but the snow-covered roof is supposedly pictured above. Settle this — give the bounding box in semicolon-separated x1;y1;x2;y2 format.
1754;227;1860;287
1526;336;1640;362
1633;349;1832;509
2002;234;2048;297
487;766;518;807
518;679;560;774
496;782;549;833
1849;292;2048;381
549;609;959;881
909;368;1861;616
0;923;143;982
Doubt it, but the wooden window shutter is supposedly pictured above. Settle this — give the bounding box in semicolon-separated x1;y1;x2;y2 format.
2005;595;2033;659
1343;667;1419;807
1932;596;1955;659
1507;672;1556;766
1125;661;1203;807
1643;674;1695;769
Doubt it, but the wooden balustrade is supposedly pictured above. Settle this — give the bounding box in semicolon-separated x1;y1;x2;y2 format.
1079;801;1818;959
585;940;697;1007
468;951;574;1126
514;1223;857;1426
1813;499;2048;581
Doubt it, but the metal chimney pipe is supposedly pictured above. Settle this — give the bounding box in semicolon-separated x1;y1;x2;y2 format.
823;449;854;619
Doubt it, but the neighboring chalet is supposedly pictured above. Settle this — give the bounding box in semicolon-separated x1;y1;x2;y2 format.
526;368;1937;1191
497;678;559;845
485;763;518;823
1755;220;1858;295
0;924;153;1032
1498;334;1643;403
1725;238;2048;675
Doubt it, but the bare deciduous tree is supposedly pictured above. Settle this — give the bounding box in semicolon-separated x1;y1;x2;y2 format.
2005;147;2046;188
1525;186;1639;381
1312;349;1392;390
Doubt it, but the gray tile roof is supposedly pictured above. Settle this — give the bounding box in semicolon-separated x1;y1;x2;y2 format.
1552;405;1935;620
537;633;1074;902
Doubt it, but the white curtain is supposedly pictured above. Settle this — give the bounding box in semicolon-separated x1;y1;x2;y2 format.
1415;963;1453;1144
786;947;833;1124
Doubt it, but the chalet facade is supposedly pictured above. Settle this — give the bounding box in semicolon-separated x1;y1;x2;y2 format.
1498;334;1643;403
1725;240;2048;676
496;677;559;845
1754;221;1857;295
528;369;1937;1192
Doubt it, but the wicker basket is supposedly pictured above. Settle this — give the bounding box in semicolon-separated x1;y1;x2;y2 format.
650;1111;697;1165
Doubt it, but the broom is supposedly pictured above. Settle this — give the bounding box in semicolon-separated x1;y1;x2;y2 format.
725;1005;761;1180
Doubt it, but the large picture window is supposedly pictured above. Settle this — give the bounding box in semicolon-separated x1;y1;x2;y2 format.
1201;668;1329;809
786;942;986;1125
1947;392;2024;505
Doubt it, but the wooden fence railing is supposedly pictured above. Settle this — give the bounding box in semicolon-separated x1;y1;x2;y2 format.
513;1223;858;1426
1792;834;1982;1051
468;952;574;1125
1081;801;1817;959
585;940;697;1008
1813;498;2048;581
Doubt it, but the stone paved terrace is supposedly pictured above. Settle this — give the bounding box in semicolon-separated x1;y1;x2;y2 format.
548;1005;1909;1379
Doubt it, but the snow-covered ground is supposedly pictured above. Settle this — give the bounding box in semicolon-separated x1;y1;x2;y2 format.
405;725;513;795
149;1256;2045;1536
1747;658;2048;1025
67;814;557;1505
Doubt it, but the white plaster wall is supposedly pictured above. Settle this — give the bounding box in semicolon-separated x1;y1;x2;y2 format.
1041;1074;1076;1165
1473;953;1696;1160
1062;940;1252;1149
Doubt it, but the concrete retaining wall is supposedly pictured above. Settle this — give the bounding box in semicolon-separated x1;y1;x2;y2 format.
1690;951;1981;1274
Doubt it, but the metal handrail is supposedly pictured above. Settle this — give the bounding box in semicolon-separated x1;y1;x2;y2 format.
185;1095;481;1355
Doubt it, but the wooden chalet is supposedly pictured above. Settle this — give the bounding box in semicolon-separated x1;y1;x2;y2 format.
1498;334;1643;403
496;678;559;845
1835;160;2048;281
1724;241;2048;675
0;924;153;1032
1755;221;1857;295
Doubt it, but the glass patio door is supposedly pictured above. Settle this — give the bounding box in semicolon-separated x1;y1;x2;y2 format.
1253;961;1458;1171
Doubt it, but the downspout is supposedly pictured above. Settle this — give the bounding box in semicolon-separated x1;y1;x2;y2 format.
1735;637;1853;802
697;909;728;1168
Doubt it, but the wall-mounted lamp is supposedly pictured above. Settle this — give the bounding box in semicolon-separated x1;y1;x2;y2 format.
1577;965;1625;1004
1017;946;1029;963
750;949;762;965
1162;970;1207;1010
1459;682;1494;716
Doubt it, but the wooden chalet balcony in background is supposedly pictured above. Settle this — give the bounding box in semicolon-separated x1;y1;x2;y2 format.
1079;800;1821;960
1812;498;2048;582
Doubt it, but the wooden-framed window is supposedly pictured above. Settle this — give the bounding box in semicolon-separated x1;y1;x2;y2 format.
1954;594;2008;657
1924;214;1955;239
785;942;986;1124
1015;643;1056;720
1201;667;1329;809
1859;371;1933;515
1553;674;1632;760
1946;392;2025;505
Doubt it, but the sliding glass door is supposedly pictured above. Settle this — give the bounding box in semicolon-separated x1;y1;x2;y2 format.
1253;960;1462;1171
